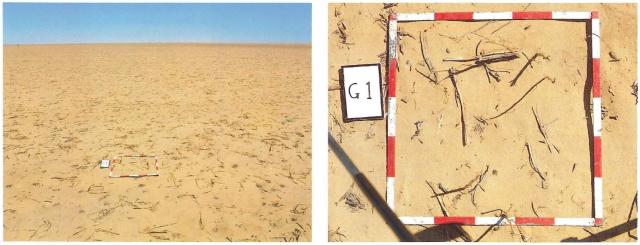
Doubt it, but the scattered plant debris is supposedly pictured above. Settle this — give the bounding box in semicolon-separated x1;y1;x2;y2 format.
339;188;366;212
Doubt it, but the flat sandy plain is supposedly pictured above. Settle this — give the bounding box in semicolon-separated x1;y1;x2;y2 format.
4;44;311;241
329;3;636;242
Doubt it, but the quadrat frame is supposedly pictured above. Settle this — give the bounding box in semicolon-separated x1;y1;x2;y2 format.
109;155;160;178
385;11;602;226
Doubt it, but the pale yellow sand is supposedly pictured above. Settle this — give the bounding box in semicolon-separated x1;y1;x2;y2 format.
329;3;636;242
4;43;311;241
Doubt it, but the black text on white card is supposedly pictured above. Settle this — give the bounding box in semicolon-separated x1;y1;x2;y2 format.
339;64;384;122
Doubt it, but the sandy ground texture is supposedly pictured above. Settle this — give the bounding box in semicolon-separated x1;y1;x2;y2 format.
329;3;636;242
4;44;311;241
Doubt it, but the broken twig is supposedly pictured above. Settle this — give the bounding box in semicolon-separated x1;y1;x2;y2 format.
525;142;546;188
419;31;438;83
532;107;554;153
531;202;540;217
627;192;638;240
510;53;546;86
482;76;550;121
433;165;490;207
468;165;490;206
426;181;449;216
449;68;467;146
444;51;519;63
475;214;507;242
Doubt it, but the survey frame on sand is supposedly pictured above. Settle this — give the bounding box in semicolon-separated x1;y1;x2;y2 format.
385;11;603;226
109;155;160;178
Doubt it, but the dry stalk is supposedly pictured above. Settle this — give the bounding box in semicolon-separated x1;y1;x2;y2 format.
532;107;554;153
509;52;548;86
531;202;540;217
449;68;467;146
444;51;519;63
419;31;438;83
436;44;519;83
468;165;490;206
627;193;638;240
475;214;507;242
432;165;490;207
480;76;550;121
525;142;546;188
426;181;449;216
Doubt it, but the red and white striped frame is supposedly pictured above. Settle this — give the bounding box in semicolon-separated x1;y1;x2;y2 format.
386;11;602;226
109;155;160;178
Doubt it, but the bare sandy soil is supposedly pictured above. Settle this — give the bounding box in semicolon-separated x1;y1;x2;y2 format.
4;44;311;241
329;3;636;242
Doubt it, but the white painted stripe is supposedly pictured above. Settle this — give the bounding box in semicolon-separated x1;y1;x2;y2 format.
554;218;595;226
397;13;435;21
594;177;604;218
387;177;395;210
475;216;515;225
129;174;139;177
551;11;591;20
400;216;435;225
387;97;397;136
473;12;513;20
593;98;602;136
388;20;398;59
591;19;601;59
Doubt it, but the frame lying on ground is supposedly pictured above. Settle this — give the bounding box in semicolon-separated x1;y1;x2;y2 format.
385;11;602;226
109;155;160;178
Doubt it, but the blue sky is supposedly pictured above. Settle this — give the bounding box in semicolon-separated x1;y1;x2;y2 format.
3;3;311;44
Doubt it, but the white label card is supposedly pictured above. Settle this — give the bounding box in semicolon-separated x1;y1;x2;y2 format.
340;64;384;122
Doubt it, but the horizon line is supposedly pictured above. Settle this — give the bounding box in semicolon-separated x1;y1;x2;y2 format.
3;41;312;46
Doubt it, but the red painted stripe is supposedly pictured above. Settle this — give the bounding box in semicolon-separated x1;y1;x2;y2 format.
120;175;129;177
594;136;602;177
592;58;600;97
591;11;599;19
515;217;554;225
387;136;395;177
389;13;397;21
435;12;473;21
595;218;603;226
434;216;475;225
512;11;552;20
388;59;397;97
